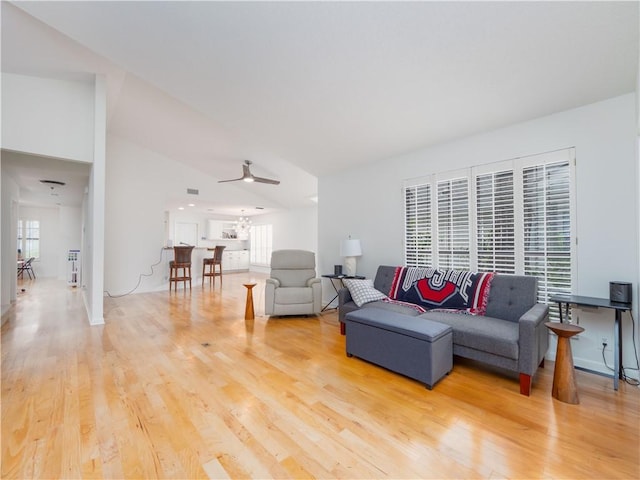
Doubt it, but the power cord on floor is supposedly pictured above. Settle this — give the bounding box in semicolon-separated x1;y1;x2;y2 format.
601;310;640;386
104;246;165;298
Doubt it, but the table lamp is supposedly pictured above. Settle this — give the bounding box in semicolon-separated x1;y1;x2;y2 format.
340;237;362;276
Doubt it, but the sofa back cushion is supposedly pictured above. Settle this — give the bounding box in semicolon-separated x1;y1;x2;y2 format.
484;274;538;322
373;265;398;295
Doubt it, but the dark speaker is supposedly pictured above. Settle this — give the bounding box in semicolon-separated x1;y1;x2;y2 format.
334;265;343;275
609;281;632;304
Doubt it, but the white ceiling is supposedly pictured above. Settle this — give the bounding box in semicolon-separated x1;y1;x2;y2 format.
2;1;638;214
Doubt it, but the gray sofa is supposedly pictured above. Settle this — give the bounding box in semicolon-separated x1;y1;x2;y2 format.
339;265;549;395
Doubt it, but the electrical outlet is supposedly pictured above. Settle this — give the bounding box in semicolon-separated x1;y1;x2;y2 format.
602;337;608;346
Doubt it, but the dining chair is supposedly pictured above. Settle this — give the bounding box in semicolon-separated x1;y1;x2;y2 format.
18;257;36;280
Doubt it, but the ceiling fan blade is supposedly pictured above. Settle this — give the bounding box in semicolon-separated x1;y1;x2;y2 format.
253;176;280;185
217;177;244;183
218;160;279;184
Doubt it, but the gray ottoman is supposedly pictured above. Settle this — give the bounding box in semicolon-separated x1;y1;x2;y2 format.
344;307;453;389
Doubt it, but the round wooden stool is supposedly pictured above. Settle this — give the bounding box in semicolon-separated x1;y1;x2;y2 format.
243;283;257;320
545;321;584;404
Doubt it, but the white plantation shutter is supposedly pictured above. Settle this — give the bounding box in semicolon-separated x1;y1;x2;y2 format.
523;160;572;304
250;224;272;266
437;178;470;269
404;184;432;266
475;170;515;273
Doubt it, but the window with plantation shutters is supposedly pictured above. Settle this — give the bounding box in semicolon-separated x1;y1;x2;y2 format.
404;184;432;266
523;160;572;304
403;148;575;309
437;178;470;269
250;224;272;266
476;170;515;273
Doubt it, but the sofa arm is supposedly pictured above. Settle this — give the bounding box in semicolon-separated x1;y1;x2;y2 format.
338;287;352;306
518;303;550;375
307;277;321;287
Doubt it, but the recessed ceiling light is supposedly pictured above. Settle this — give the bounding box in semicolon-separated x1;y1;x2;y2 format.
188;203;195;207
178;207;184;210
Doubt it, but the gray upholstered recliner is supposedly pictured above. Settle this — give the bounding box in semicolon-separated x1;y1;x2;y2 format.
265;250;322;316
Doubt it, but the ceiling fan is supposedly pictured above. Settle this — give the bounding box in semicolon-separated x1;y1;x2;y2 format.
218;160;280;185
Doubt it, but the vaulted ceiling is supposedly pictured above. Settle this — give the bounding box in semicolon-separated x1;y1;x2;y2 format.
2;1;638;214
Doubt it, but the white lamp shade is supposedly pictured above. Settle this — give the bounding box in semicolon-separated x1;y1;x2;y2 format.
340;239;362;257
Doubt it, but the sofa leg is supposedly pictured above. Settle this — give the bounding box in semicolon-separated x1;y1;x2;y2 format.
519;373;532;396
539;358;545;368
340;322;345;335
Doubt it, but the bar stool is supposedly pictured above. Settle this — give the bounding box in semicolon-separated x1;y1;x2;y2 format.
169;245;194;291
203;245;225;286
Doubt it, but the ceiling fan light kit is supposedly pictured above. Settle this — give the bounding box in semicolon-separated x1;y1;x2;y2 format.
218;160;280;185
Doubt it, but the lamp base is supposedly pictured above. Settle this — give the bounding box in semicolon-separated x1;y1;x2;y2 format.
344;257;357;277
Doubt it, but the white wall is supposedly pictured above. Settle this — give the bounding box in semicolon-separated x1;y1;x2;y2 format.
83;74;106;325
1;73;95;162
1;171;19;317
249;206;319;274
58;206;83;280
1;72;102;326
319;93;639;379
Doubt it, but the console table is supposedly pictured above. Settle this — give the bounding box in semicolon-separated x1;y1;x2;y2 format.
549;294;632;391
321;274;365;312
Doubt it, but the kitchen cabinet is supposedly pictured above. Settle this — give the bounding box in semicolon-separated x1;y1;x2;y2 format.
207;220;239;239
207;220;222;240
222;250;249;272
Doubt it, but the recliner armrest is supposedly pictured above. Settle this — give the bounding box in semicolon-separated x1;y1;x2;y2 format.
266;278;280;288
307;277;321;287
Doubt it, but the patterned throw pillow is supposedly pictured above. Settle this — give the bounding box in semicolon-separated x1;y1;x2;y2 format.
343;278;388;307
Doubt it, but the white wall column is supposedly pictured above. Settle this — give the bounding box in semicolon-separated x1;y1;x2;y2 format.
84;74;106;325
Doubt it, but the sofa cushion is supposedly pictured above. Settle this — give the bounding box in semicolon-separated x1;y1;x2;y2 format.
343;278;388;307
275;287;313;305
484;275;538;322
418;311;519;359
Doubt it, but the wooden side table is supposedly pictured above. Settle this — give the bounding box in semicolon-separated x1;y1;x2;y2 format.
545;321;584;404
243;283;257;320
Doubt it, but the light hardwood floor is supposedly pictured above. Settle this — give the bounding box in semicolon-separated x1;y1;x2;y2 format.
2;274;639;479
